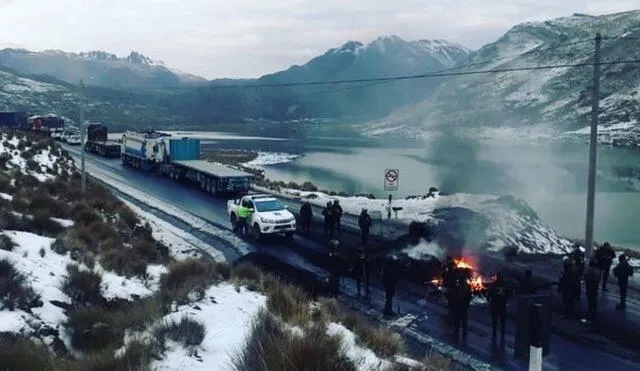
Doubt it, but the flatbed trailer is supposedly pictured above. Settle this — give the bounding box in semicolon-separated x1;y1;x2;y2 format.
85;140;122;158
120;131;253;195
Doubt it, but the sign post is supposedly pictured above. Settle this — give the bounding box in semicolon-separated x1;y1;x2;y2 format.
384;168;399;191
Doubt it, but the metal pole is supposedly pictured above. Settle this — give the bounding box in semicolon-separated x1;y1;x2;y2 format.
584;33;601;260
80;79;86;194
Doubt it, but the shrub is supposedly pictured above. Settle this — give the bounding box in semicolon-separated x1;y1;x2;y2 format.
29;210;65;237
340;312;404;358
232;310;356;371
159;259;221;304
100;248;147;278
0;259;41;311
0;234;15;252
300;181;318;192
231;262;263;284
61;265;105;306
132;239;161;263
0;333;55;371
66;306;122;352
70;202;101;225
265;281;310;326
0;153;11;170
18;174;40;188
29;192;69;218
155;316;206;351
111;297;164;331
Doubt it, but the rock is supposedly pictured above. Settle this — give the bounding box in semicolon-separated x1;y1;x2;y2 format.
50;300;73;311
39;326;59;338
29;298;44;308
192;305;202;311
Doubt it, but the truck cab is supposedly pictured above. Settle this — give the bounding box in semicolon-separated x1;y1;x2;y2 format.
227;194;296;240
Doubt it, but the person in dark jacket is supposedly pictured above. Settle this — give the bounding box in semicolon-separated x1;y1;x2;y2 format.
442;256;457;320
351;247;369;298
487;272;510;339
327;247;346;297
358;208;373;246
322;202;334;238
517;269;535;295
299;201;313;236
332;200;343;235
382;255;401;316
583;259;601;323
595;242;616;292
450;278;472;339
558;257;578;318
570;245;585;301
613;255;634;310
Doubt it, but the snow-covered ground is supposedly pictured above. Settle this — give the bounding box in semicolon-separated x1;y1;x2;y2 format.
271;187;574;255
243;151;301;167
0;133;73;181
152;284;266;371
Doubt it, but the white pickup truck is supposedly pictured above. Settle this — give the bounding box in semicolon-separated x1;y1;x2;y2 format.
227;194;296;240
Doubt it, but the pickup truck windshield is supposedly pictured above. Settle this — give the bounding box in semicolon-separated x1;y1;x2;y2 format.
254;200;285;212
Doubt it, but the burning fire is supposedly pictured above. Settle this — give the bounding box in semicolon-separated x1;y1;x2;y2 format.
454;258;474;270
427;256;494;293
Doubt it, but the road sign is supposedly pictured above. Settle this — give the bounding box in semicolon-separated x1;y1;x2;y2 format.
384;168;399;191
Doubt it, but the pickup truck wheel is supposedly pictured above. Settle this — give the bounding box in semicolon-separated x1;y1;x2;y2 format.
253;224;262;241
230;214;238;232
285;231;294;240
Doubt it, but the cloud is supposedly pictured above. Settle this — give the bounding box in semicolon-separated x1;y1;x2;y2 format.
0;0;638;78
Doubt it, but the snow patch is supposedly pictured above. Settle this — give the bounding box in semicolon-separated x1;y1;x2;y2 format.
244;151;301;167
153;284;266;371
326;322;391;371
0;192;12;201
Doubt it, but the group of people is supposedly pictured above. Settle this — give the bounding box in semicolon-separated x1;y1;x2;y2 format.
558;242;635;323
299;201;374;246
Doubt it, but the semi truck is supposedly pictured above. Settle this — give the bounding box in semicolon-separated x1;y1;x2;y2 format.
0;111;28;129
121;130;254;195
84;123;122;158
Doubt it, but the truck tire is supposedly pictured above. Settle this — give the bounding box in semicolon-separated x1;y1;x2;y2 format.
253;223;262;241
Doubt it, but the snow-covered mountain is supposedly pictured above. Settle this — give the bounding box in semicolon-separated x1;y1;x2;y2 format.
361;10;640;149
0;48;208;89
257;35;471;118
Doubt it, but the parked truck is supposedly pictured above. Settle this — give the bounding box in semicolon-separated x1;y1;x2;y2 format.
0;111;28;129
84;123;122;158
227;193;296;240
121;130;254;195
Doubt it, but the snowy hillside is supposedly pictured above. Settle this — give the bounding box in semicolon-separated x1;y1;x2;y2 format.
361;10;640;149
0;48;208;88
0;132;426;370
276;188;574;255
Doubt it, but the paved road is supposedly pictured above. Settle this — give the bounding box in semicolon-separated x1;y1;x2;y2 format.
64;146;640;370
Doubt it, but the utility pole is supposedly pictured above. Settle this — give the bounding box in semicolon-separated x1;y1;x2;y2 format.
584;33;601;260
80;79;86;195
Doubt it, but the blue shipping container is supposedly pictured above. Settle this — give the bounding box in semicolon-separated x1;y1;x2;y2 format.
169;138;200;161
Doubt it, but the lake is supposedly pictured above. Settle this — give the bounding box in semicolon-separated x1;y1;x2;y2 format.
154;130;640;250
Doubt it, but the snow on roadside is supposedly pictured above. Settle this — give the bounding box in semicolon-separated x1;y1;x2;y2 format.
153;284;266;371
121;199;224;262
326;322;391;371
269;187;573;255
0;192;12;200
243;152;301;167
51;217;74;228
87;165;253;258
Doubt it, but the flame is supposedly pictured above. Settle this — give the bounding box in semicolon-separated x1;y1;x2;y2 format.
467;276;486;292
430;278;443;286
453;258;474;270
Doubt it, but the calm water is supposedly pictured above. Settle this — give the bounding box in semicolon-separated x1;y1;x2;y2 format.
171;131;640;250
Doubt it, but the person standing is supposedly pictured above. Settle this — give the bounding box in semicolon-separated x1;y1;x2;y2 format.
487;273;509;340
442;256;457;320
595;242;615;292
451;278;472;340
358;208;372;247
299;201;313;236
322;202;334;239
352;247;369;298
236;199;253;236
613;255;634;310
332;200;343;235
327;247;344;297
583;260;601;323
382;255;401;316
558;257;578;318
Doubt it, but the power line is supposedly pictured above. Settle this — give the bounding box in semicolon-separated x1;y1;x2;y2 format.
202;59;640;89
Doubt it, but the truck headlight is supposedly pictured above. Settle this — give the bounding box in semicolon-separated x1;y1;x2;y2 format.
261;217;278;223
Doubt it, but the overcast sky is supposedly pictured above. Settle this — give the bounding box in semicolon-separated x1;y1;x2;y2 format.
1;0;638;79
